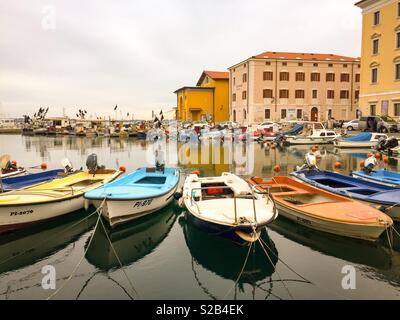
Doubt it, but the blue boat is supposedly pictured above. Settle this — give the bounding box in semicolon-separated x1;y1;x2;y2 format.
84;167;180;227
352;169;400;188
284;124;304;136
291;169;400;221
1;169;64;191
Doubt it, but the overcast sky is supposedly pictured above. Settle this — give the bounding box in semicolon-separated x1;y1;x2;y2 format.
0;0;362;119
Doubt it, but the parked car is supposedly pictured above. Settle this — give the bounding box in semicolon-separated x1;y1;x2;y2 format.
342;119;359;131
219;121;239;129
358;116;399;133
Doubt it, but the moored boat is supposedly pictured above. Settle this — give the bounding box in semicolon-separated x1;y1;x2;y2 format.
180;172;278;243
291;169;400;221
284;129;340;145
0;156;121;233
84;167;180;227
247;176;393;241
352;169;400;188
1;169;64;191
334;132;387;148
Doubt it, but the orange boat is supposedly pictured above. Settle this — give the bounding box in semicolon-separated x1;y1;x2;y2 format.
247;176;393;241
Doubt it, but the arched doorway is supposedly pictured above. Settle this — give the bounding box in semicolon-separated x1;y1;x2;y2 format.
311;107;318;122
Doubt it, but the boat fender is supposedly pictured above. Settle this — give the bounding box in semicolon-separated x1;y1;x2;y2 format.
84;199;90;211
173;191;183;200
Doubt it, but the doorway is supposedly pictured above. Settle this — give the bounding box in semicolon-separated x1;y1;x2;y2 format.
311;107;318;122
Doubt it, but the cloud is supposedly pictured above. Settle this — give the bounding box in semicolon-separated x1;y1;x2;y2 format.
0;0;361;119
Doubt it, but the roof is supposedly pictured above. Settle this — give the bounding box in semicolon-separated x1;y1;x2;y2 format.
354;0;373;8
254;51;360;62
196;70;229;86
174;86;215;94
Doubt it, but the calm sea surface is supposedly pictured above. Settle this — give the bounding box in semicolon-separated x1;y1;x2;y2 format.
0;134;400;300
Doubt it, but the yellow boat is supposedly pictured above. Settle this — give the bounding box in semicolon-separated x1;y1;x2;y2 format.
0;169;121;233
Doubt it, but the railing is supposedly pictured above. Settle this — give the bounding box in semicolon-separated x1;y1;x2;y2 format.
190;185;272;225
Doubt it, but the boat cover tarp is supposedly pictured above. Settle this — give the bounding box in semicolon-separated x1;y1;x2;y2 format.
343;133;372;142
284;124;304;136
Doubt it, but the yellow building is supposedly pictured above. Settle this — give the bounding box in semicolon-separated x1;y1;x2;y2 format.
174;71;229;123
356;0;400;117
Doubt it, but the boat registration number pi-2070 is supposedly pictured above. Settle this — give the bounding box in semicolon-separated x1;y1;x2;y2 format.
132;199;153;208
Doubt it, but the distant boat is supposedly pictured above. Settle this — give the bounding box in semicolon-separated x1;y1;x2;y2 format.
180;172;277;243
352;169;400;188
1;169;64;191
85;167;180;227
334;132;387;148
248;176;393;241
291;169;400;221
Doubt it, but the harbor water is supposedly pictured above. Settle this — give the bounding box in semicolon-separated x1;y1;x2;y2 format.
0;134;400;300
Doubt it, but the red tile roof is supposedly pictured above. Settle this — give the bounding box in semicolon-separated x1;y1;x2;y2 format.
254;51;360;62
196;70;229;86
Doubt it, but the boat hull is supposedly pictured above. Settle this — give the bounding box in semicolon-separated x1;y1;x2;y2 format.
1;169;26;179
275;202;388;241
334;140;377;148
0;195;86;233
285;137;335;145
352;171;400;188
92;185;178;227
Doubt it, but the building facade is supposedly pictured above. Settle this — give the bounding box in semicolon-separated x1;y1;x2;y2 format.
228;52;361;125
174;71;229;123
356;0;400;118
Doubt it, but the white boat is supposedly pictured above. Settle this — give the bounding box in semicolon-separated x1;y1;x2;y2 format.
282;121;339;145
180;172;277;243
334;132;387;148
85;167;180;227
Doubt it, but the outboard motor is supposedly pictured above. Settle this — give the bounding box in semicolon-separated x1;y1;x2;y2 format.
375;136;387;152
296;152;318;171
86;153;104;174
61;158;74;174
363;155;377;175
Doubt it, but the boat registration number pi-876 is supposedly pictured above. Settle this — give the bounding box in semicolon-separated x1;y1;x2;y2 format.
10;209;34;216
133;199;153;208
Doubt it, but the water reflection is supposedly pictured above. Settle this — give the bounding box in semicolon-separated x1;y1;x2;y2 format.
0;210;96;274
180;214;279;299
85;204;179;270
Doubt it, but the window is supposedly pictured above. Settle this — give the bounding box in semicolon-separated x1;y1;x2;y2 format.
355;73;360;82
279;89;289;99
243;109;247;119
326;73;335;82
298;62;303;66
242;91;247;100
328;63;333;67
263;71;273;81
295;72;305;81
313;63;318;67
263;89;273;98
233;77;236;85
312;89;318;99
340;73;350;82
243;73;247;83
397;32;400;49
328;109;333;119
266;61;271;66
394;103;400;117
232;93;236;102
295;90;305;99
281;109;287;119
327;90;335;99
398;2;400;17
372;39;379;55
340;90;349;99
355;90;360;100
343;64;348;68
244;64;246;68
297;109;302;119
311;72;320;81
371;68;378;83
396;63;400;80
280;72;289;81
233;110;236;122
374;11;380;25
370;104;376;116
282;62;287;66
265;109;271;119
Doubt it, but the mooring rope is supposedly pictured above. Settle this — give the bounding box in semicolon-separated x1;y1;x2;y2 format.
257;238;293;300
222;242;253;300
46;210;102;300
98;214;140;299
